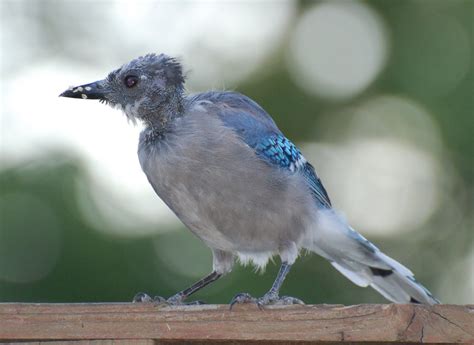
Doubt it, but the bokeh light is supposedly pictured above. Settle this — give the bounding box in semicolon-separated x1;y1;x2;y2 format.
304;138;441;235
303;94;446;234
110;1;297;90
288;1;388;100
348;95;444;155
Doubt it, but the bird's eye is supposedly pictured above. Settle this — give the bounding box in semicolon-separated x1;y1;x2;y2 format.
124;75;139;88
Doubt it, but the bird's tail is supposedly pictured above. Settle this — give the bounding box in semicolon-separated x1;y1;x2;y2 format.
305;209;440;305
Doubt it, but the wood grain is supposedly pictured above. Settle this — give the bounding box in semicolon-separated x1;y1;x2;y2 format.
0;303;472;344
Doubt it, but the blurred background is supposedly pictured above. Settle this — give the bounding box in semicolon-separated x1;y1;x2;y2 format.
0;0;472;305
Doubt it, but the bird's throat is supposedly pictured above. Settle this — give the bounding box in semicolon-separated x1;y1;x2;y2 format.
141;89;185;132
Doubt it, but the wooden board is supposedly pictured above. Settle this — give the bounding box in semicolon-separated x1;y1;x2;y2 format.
0;303;472;344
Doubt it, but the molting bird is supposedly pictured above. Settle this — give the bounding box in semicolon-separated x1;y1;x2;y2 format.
60;54;439;307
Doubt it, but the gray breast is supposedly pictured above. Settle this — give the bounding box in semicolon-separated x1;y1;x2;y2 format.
138;111;316;254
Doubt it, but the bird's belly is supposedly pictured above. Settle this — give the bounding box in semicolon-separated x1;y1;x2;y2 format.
140;144;315;253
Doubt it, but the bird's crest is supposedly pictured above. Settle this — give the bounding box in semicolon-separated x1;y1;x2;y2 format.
109;53;185;88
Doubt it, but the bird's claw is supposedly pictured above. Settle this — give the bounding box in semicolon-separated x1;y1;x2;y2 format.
132;292;205;306
229;292;257;310
257;291;304;307
266;294;305;306
229;291;304;310
133;292;158;303
282;295;305;305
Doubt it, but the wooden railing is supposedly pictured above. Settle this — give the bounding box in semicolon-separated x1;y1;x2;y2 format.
0;303;472;344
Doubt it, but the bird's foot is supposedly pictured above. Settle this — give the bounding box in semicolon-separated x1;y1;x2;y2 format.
132;292;158;303
229;292;258;310
257;291;304;307
132;292;204;306
229;291;304;310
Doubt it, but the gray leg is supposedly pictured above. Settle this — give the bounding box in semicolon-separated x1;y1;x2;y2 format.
230;262;304;309
266;261;292;295
134;249;233;305
133;271;221;305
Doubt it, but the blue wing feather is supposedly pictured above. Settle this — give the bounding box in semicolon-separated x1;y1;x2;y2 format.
189;91;332;208
255;135;331;208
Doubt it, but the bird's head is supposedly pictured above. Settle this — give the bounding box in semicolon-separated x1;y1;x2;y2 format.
60;53;185;124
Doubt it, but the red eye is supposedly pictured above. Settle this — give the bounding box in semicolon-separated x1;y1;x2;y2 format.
124;75;139;88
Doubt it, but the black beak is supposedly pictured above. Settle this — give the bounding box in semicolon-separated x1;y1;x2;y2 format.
59;80;109;100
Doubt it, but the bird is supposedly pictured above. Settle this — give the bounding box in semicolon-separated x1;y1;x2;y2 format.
60;53;439;307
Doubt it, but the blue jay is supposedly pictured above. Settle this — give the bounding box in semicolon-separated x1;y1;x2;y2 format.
60;54;439;306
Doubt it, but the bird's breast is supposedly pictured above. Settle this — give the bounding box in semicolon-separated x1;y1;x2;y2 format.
137;115;315;252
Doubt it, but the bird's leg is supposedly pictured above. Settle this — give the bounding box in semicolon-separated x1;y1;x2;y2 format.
135;249;232;305
257;262;304;307
168;271;222;304
133;270;221;305
230;262;304;309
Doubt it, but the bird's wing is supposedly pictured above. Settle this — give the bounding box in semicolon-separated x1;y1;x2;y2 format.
192;91;331;208
254;135;331;208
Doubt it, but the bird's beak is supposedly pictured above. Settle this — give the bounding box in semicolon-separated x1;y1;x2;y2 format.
59;79;109;100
